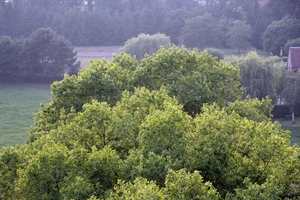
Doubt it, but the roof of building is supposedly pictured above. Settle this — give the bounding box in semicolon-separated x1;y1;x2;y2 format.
289;47;300;71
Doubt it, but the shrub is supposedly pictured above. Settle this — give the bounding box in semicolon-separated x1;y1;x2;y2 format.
203;48;224;61
121;33;171;61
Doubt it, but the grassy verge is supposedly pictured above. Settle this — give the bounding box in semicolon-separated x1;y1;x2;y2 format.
75;46;122;68
0;84;51;148
274;117;300;145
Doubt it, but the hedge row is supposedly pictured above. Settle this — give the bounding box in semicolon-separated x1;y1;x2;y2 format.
0;75;64;84
272;104;300;118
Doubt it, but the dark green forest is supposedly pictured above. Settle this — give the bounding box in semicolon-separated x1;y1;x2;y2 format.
1;0;300;54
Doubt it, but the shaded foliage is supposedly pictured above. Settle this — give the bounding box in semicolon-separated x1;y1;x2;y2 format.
284;38;300;55
226;20;252;54
0;28;79;82
262;18;300;55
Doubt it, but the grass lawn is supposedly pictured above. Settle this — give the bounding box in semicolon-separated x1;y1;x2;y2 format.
0;84;51;148
274;117;300;145
75;46;122;68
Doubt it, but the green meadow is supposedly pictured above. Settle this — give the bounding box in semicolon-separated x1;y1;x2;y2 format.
75;46;121;68
274;117;300;145
0;84;51;147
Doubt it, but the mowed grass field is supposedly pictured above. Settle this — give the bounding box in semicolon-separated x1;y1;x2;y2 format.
75;46;122;68
0;84;51;148
274;117;300;145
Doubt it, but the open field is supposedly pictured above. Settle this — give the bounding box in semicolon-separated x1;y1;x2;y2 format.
75;46;122;68
274;117;300;145
0;84;51;148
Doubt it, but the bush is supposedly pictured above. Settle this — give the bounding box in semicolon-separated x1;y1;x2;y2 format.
282;57;288;62
284;38;300;55
121;33;171;61
272;105;291;118
203;48;224;61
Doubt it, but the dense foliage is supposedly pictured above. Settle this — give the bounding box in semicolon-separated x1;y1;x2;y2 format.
122;33;171;61
226;20;252;53
262;18;300;56
2;1;300;198
284;38;300;54
281;71;300;113
1;47;300;199
0;35;24;80
179;13;221;49
0;28;79;82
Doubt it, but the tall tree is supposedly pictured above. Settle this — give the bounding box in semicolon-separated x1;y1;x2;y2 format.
261;0;300;21
282;71;300;116
252;17;272;49
262;17;300;55
179;13;221;49
226;20;252;53
227;51;276;100
24;27;79;76
136;46;242;115
161;9;191;44
0;36;24;80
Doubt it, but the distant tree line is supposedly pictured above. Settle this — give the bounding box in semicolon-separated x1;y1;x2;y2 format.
1;0;300;55
0;28;79;82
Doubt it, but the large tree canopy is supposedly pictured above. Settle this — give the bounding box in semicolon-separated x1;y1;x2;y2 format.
0;36;24;81
262;17;300;56
226;20;252;54
24;27;80;76
0;27;80;82
226;51;282;101
135;46;242;115
1;47;300;199
29;46;241;134
179;13;221;49
1;86;300;199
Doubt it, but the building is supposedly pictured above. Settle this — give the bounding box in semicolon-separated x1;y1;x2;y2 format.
287;47;300;71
